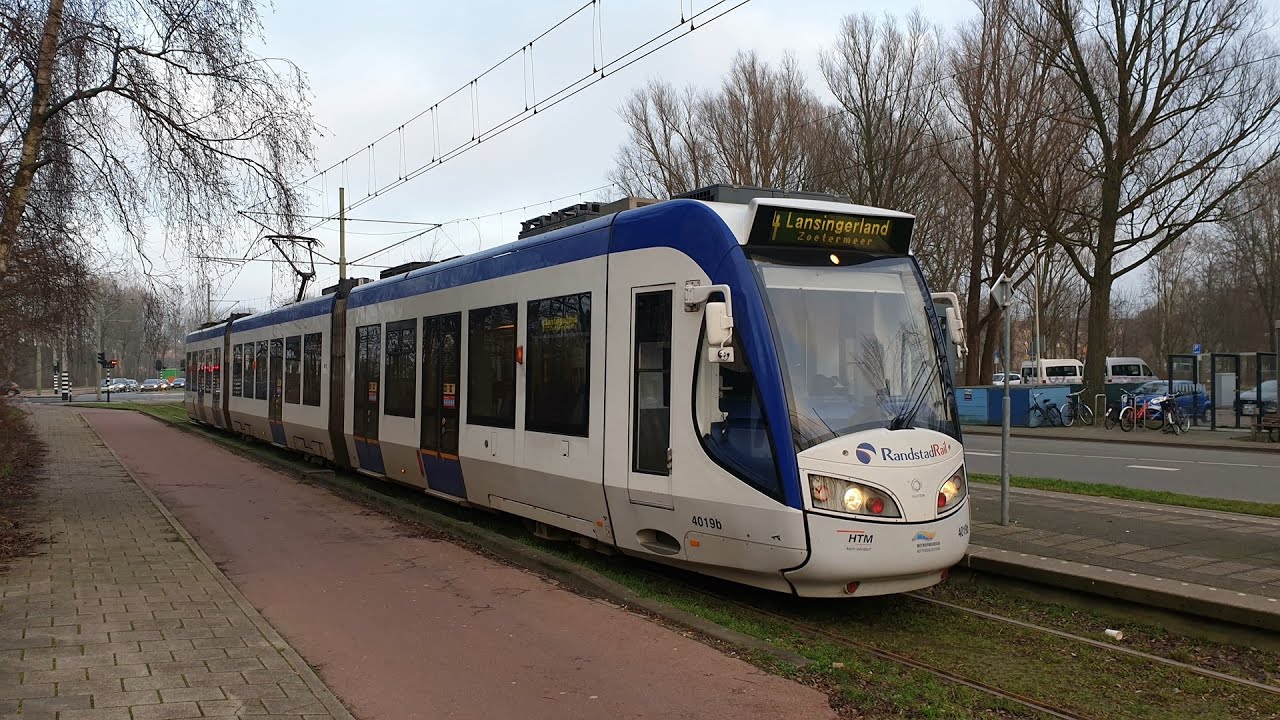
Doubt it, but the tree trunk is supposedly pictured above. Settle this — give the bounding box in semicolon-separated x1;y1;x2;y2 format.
980;301;1000;383
962;209;985;385
0;0;66;278
1083;272;1112;396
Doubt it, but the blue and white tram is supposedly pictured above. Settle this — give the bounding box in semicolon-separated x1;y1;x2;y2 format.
184;192;970;597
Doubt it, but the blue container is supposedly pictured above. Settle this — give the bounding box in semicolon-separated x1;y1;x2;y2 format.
958;384;1073;426
955;387;989;424
1018;385;1071;426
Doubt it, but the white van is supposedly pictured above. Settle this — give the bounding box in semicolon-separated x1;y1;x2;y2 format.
1020;359;1084;384
1105;356;1158;383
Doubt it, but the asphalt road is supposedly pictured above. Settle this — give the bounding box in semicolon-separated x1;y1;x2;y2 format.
963;433;1280;504
19;389;184;403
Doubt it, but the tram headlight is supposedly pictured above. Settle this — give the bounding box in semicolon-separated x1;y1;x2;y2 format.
937;465;968;514
809;474;901;518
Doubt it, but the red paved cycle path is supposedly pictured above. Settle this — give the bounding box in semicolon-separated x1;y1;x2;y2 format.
83;409;836;720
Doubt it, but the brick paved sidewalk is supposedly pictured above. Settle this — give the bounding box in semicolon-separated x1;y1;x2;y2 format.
970;483;1280;597
0;408;352;719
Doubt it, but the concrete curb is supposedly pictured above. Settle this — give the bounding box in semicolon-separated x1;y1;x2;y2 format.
129;411;813;670
961;545;1280;633
77;411;359;720
962;424;1280;453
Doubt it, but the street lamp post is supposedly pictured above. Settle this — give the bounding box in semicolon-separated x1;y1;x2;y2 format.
990;273;1014;526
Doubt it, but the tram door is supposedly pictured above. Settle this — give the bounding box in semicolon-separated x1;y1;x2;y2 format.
268;338;285;445
353;324;385;473
627;287;674;509
420;312;466;497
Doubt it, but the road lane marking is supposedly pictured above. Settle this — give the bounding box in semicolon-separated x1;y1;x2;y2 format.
1126;464;1180;472
1197;461;1260;468
964;451;1001;457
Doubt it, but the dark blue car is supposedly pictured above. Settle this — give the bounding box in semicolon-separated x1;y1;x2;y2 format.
1130;381;1211;422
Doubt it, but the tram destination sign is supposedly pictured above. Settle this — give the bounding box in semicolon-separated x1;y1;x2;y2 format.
748;207;913;255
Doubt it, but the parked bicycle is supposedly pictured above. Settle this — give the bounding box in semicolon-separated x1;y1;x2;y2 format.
1027;391;1065;427
1103;393;1128;430
1159;393;1192;435
1063;389;1094;426
1119;392;1166;432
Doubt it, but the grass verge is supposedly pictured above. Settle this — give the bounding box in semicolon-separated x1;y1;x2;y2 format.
88;402;1280;719
73;400;189;424
0;399;45;565
970;472;1280;518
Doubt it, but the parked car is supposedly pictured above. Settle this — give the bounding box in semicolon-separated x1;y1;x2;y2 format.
140;379;167;392
169;377;186;389
1235;379;1278;416
1130;380;1211;421
1;380;18;398
992;372;1022;385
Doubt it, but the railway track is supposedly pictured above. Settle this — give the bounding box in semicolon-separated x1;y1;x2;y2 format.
174;422;1277;718
669;577;1091;720
630;562;1278;720
905;592;1280;697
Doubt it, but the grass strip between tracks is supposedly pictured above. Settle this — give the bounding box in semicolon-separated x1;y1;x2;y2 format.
969;472;1280;518
80;402;1280;720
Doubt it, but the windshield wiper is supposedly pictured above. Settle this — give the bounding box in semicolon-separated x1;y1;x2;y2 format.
888;362;939;431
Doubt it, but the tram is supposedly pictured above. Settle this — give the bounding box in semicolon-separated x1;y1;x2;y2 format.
184;186;970;596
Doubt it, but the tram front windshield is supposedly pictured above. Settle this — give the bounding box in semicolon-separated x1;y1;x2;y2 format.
755;255;957;451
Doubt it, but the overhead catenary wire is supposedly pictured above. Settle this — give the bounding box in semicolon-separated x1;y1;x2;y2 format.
415;13;1280;250
246;0;600;211
297;0;755;234
229;9;1280;307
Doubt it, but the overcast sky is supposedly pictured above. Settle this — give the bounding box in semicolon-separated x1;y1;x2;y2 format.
183;0;980;315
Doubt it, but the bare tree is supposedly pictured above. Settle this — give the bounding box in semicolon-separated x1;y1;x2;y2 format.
939;0;1062;383
1220;166;1280;351
700;51;821;190
608;52;822;198
814;11;968;303
818;11;947;211
0;0;316;279
609;80;710;198
1016;0;1280;393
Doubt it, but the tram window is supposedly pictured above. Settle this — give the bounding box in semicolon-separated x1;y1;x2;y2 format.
694;318;781;500
467;303;517;428
270;338;284;405
384;319;417;418
303;332;322;406
212;348;221;402
284;335;301;405
243;345;255;399
232;344;243;397
255;340;269;399
526;293;590;436
633;291;671;475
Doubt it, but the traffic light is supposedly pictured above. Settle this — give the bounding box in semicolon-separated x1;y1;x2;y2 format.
154;359;164;372
110;359;118;368
97;352;106;367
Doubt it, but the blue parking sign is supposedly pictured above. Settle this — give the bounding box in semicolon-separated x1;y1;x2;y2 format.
1193;343;1202;354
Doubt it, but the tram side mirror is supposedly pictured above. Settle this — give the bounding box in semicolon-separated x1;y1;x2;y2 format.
705;301;734;363
943;307;965;349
